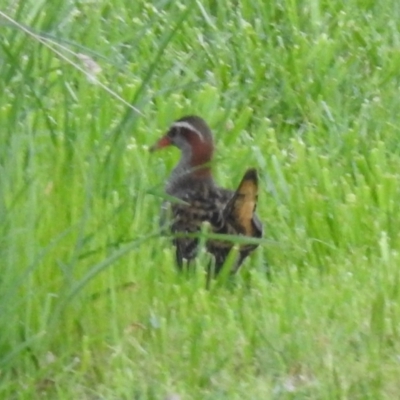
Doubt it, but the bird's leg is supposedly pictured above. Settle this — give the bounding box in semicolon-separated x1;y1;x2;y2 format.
175;247;184;271
230;251;247;275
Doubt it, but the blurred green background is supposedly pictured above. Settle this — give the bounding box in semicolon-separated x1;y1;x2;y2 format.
2;0;400;398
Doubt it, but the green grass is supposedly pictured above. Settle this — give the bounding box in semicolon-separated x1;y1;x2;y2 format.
2;0;400;398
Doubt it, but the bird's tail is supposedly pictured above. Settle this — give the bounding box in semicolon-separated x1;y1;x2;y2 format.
223;168;261;237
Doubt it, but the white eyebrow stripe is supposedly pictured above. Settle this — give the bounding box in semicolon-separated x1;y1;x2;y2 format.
172;121;205;142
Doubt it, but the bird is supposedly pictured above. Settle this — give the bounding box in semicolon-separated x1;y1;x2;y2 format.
150;115;263;276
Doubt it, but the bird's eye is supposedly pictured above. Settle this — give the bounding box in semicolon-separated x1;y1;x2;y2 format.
168;128;175;137
168;127;179;138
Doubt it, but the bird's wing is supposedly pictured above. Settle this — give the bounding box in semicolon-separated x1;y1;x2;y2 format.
223;168;262;238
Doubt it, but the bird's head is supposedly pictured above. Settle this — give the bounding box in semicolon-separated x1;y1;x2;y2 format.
150;116;215;173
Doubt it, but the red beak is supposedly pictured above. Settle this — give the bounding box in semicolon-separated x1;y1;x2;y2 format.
149;135;172;152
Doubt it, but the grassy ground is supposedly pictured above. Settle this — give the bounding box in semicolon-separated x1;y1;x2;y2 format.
2;0;400;398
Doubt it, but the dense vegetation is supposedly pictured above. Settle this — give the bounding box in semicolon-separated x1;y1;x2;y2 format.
2;0;400;398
